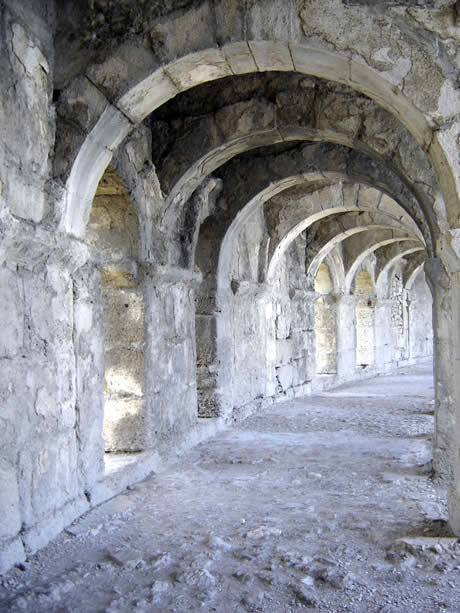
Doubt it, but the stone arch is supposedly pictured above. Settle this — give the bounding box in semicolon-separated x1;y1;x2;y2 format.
376;249;426;299
314;263;337;375
145;72;440;237
214;159;432;290
210;168;426;416
406;262;426;293
345;238;422;295
353;270;376;368
58;41;457;247
306;225;421;290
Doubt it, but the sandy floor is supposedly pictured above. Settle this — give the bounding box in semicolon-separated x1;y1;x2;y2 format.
1;361;459;612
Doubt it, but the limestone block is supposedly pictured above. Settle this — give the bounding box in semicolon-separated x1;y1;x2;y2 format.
0;459;22;539
165;49;232;93
103;396;145;453
88;193;140;260
19;433;80;528
23;272;72;354
1;163;46;223
119;68;179;124
378;194;406;221
291;355;309;385
291;299;314;330
276;339;294;365
223;42;258;75
152;3;217;65
54;351;77;429
0;16;54;222
316;94;362;139
289;329;311;356
429;124;460;228
0;268;24;357
102;288;144;348
290;44;350;88
350;54;432;149
276;305;291;340
74;300;94;335
0;358;38;459
249;41;294;72
105;347;144;396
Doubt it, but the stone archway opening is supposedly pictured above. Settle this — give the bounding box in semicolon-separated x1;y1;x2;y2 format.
354;270;376;369
87;167;145;454
314;263;337;375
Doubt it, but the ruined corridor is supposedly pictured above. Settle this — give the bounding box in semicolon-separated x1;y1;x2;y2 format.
3;0;460;601
2;362;460;612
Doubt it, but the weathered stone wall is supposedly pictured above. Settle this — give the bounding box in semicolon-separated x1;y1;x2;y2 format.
272;238;313;398
0;0;455;576
0;0;54;224
0;0;86;574
230;208;274;412
408;272;433;360
143;271;199;446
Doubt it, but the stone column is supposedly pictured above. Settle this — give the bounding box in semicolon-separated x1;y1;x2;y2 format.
72;258;105;489
425;257;458;486
429;229;460;539
374;298;392;373
228;281;277;416
142;265;201;449
447;270;460;534
195;277;233;420
335;294;357;381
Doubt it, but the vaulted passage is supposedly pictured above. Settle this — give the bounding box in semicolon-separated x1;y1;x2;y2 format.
3;0;460;587
3;363;458;612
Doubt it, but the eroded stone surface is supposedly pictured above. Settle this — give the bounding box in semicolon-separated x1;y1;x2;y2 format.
2;364;459;612
2;0;460;579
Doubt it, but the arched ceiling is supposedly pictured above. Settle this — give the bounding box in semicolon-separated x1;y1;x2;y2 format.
58;38;457;242
54;4;459;288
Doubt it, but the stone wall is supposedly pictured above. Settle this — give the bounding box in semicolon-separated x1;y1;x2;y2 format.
0;0;450;576
408;272;433;360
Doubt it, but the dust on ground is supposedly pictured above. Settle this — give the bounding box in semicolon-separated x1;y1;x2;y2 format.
1;361;459;612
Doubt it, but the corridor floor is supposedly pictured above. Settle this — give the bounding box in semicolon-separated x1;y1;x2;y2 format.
2;362;460;612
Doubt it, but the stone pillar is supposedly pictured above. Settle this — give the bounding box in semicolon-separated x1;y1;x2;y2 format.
0;221;94;572
374;298;392;373
72;260;105;488
229;281;277;415
401;289;410;362
142;265;201;448
336;294;357;381
314;293;338;376
259;284;278;399
447;270;460;534
195;277;233;419
424;257;458;487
